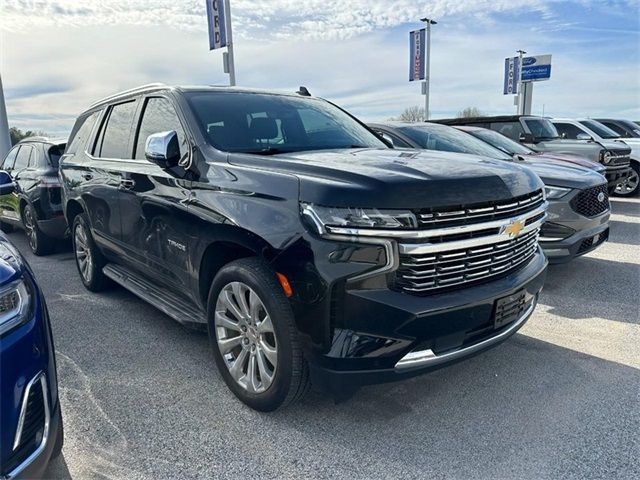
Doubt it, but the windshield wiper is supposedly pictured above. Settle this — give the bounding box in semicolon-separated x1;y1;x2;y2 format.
245;147;287;156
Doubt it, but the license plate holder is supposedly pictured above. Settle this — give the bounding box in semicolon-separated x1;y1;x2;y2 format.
494;290;527;329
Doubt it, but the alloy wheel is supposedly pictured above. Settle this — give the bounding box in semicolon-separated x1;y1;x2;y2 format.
74;224;93;283
215;282;278;394
615;170;639;196
23;207;37;251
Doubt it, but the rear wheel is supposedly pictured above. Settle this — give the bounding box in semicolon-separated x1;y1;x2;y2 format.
207;258;309;411
22;204;54;256
615;162;639;197
72;214;109;291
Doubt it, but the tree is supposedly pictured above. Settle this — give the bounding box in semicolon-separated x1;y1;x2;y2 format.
391;106;425;122
9;127;49;146
456;107;483;118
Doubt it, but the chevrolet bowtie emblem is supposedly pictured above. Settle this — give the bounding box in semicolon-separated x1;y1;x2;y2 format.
503;220;525;238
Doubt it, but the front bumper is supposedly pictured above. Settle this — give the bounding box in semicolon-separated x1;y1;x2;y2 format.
604;165;632;190
306;249;547;392
36;216;67;239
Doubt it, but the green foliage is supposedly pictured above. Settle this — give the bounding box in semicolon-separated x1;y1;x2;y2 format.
9;127;49;146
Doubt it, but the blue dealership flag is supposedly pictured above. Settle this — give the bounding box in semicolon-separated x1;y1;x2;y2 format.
206;0;228;50
503;56;519;95
409;29;426;82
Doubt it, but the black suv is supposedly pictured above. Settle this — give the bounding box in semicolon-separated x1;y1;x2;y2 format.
0;137;67;255
60;85;548;410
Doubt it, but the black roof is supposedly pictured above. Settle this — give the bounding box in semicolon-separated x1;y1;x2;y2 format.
433;115;539;126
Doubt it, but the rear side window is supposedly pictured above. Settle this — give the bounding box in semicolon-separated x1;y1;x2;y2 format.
48;144;66;167
599;122;627;137
67;111;100;155
13;145;33;171
489;121;524;140
1;146;20;170
134;97;187;160
97;101;137;159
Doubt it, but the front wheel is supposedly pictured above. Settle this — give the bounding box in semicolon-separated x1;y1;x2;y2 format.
22;204;54;256
614;162;640;197
207;258;309;411
72;214;109;292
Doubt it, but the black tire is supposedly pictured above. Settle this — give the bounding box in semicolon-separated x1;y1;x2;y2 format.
71;213;110;292
614;161;640;197
0;221;14;233
207;258;309;411
22;204;54;256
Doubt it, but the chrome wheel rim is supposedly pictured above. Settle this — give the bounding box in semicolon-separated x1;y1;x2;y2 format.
615;170;639;195
23;208;37;251
215;282;277;394
74;224;93;283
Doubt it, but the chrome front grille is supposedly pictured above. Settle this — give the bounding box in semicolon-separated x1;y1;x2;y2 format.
396;228;540;294
414;190;544;229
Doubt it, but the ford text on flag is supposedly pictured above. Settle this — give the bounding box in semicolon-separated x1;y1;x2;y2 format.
409;29;426;82
503;57;520;95
207;0;227;50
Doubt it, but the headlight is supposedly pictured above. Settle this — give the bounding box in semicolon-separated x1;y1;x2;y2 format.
301;203;417;234
599;150;612;164
0;278;33;336
544;186;572;200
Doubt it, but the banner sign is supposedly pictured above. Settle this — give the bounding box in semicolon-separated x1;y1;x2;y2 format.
206;0;227;50
521;54;552;82
503;57;520;95
409;29;426;82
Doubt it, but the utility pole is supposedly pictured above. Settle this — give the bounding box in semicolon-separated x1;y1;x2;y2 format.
224;0;236;86
420;18;437;121
0;74;11;160
516;49;526;115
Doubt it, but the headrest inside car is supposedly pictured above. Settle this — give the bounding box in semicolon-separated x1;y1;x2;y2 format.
250;117;278;140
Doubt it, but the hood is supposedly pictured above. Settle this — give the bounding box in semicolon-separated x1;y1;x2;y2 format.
613;138;640;158
599;140;631;155
0;233;24;285
518;151;604;172
230;148;544;209
520;160;607;189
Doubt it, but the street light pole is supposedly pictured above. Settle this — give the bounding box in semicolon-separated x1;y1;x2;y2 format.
224;0;236;86
0;74;11;160
421;18;437;121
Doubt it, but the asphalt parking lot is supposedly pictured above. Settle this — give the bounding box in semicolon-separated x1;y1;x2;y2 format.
8;197;639;480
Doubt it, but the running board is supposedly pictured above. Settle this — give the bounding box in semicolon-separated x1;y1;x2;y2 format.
102;263;207;330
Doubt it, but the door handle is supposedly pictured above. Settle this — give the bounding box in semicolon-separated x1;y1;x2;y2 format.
82;173;93;181
119;178;136;190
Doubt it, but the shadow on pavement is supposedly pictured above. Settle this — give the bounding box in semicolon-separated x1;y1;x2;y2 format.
540;257;639;323
608;219;640;246
610;198;640;218
43;453;72;479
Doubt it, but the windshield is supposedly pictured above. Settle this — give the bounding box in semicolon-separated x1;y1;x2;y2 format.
579;120;620;139
617;120;640;137
398;124;512;160
185;91;386;154
524;118;559;139
470;129;532;155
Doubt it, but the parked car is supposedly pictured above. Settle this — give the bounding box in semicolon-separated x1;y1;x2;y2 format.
60;84;548;411
552;118;639;197
0;185;63;478
434;115;632;193
369;122;610;263
595;118;640;139
0;138;68;255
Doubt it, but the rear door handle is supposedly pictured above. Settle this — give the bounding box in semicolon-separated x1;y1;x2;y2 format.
120;178;135;190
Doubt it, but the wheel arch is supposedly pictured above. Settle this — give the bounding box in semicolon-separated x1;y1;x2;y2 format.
65;199;85;227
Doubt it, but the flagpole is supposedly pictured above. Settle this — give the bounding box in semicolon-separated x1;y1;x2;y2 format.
0;74;11;160
223;0;236;86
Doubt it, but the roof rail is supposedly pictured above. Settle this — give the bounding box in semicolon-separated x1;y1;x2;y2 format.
20;136;50;143
88;83;167;109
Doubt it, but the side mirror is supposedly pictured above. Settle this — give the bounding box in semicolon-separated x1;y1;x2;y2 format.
518;132;535;143
560;132;567;139
0;171;16;195
145;131;181;169
576;132;592;141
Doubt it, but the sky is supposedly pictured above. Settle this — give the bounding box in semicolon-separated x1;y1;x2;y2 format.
0;0;639;136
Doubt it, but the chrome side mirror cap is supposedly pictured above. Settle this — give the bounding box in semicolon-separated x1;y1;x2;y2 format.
145;131;181;169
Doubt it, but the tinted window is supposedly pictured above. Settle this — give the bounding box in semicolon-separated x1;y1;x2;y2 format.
554;122;584;140
67;111;100;155
524;118;559;139
387;132;412;148
48;144;66;167
135;97;187;160
13;145;33;170
470;129;532;155
186;92;386;154
2;146;20;170
398;124;512;160
599;121;628;137
489;121;524;141
98;101;137;159
579;120;619;139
